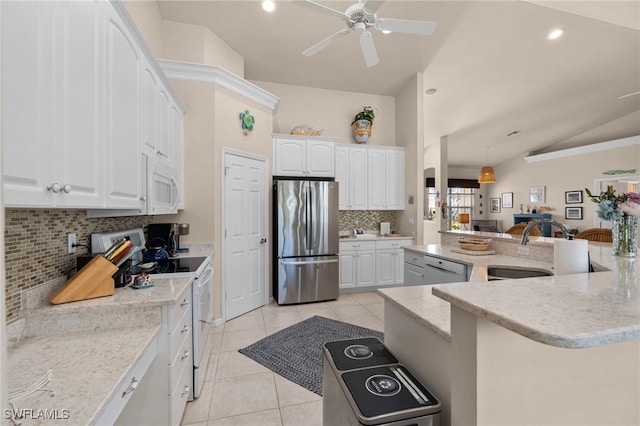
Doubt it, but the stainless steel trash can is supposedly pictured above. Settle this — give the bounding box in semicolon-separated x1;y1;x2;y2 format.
323;337;441;426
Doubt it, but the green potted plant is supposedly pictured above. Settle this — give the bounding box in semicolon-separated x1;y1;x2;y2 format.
351;106;376;143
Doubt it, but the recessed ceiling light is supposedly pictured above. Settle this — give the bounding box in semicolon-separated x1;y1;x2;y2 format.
262;0;276;12
381;30;392;35
547;28;563;40
425;88;437;96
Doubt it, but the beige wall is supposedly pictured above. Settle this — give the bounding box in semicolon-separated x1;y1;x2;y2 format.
395;73;423;240
123;0;164;57
251;80;396;146
486;144;640;232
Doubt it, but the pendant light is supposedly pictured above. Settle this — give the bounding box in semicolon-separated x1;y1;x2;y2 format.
478;147;496;184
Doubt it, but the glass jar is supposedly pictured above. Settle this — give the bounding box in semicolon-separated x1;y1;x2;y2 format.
612;215;638;257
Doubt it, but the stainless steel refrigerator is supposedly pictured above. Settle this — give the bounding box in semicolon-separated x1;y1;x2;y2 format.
273;178;339;305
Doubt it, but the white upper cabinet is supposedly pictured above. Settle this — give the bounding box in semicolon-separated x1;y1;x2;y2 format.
367;147;405;210
2;1;103;208
103;4;143;209
335;144;367;210
273;135;335;177
2;1;184;213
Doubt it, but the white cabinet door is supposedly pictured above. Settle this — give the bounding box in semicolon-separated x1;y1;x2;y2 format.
142;59;159;157
274;137;306;176
2;1;103;208
394;249;405;284
357;250;376;287
367;149;386;209
170;101;185;209
103;5;143;209
2;1;56;207
349;147;368;210
385;149;405;210
306;140;334;177
335;146;349;210
148;160;179;215
157;85;172;167
339;252;357;289
375;249;395;286
367;148;405;210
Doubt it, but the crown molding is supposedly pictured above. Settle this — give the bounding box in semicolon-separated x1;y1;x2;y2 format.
158;60;280;115
523;135;640;163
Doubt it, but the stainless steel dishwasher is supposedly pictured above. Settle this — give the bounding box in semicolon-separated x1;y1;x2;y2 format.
422;255;468;284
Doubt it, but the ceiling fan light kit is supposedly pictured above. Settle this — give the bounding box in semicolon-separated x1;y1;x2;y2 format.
295;0;438;67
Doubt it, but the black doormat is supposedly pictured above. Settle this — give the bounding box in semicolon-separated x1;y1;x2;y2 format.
238;315;383;395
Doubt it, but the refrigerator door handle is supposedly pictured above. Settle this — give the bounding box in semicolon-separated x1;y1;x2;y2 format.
279;258;338;266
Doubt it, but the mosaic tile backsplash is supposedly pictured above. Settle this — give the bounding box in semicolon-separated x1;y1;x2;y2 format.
4;209;152;323
339;210;397;233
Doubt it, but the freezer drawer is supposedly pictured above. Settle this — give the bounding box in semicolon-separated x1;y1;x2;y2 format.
277;255;339;304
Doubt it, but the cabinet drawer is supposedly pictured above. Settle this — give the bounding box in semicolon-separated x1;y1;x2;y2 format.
96;330;159;425
375;239;413;250
169;328;193;390
168;305;192;360
169;351;193;426
166;285;192;334
404;251;424;267
424;255;467;276
339;240;376;251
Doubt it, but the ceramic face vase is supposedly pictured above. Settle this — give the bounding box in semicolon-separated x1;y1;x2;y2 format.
351;119;372;144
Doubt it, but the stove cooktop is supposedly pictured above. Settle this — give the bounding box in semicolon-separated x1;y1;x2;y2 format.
142;256;207;274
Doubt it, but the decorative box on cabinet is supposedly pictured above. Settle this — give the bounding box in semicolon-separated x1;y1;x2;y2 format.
273;134;335;177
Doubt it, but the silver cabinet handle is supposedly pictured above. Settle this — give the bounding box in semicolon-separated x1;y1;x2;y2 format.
140;196;147;202
47;183;61;193
180;299;189;307
181;385;190;398
181;324;190;334
181;350;190;361
122;377;139;398
260;238;267;244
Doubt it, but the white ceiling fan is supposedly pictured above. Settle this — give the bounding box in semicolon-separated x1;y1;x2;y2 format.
294;0;438;67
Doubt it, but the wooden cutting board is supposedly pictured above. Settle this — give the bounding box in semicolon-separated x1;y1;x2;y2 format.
50;256;118;304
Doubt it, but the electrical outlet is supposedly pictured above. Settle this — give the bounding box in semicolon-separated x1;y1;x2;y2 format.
516;245;530;256
408;218;415;225
68;233;76;254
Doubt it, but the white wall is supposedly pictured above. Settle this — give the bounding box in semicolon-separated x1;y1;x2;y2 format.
486;144;640;232
251;80;396;146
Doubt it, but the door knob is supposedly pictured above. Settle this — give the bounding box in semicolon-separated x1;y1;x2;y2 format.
260;238;267;244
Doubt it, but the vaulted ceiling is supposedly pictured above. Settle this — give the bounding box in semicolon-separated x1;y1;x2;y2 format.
157;1;640;167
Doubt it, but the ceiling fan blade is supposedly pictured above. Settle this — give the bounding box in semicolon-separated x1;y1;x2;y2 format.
376;18;438;35
302;29;350;57
359;31;379;67
292;0;349;22
363;0;385;14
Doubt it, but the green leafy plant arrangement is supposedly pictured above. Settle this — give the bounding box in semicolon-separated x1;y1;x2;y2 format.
352;106;375;124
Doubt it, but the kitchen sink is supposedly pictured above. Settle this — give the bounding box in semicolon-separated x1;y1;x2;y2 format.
487;265;553;280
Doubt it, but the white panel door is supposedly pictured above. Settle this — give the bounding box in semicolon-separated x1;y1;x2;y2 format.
335;146;349;209
224;153;267;320
349;147;368;210
385;149;405;210
339;252;357;289
367;149;386;209
274;138;306;176
357;250;376;287
375;249;395;286
306;139;335;177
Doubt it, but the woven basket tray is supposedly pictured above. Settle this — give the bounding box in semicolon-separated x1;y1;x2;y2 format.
458;237;492;251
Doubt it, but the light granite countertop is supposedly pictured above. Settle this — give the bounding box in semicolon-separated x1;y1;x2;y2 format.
380;242;640;349
338;233;414;241
7;326;160;425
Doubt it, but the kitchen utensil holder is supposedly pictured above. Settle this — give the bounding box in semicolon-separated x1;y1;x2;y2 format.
50;255;118;304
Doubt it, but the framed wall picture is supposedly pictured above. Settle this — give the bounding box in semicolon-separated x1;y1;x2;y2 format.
502;192;513;208
529;186;546;203
565;206;583;220
490;198;501;213
565;190;583;204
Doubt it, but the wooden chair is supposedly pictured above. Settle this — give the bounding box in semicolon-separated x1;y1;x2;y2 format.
505;222;542;236
574;228;613;243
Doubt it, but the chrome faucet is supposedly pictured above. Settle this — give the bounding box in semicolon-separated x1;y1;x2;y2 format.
521;219;571;245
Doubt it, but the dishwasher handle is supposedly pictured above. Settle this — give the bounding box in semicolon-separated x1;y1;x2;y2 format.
424;263;460;275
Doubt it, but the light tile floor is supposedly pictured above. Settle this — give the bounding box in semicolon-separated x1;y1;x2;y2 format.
181;291;385;426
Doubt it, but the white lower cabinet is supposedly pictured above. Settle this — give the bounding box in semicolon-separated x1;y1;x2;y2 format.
339;238;413;289
133;282;193;426
339;241;376;289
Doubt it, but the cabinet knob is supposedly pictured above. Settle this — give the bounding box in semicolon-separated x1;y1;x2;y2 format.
181;324;190;334
181;350;190;360
62;184;71;193
47;183;61;193
180;299;189;307
140;196;147;202
260;238;267;244
181;385;190;398
121;377;139;398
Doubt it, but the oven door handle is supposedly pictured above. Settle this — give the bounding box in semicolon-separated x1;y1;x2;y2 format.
197;266;214;285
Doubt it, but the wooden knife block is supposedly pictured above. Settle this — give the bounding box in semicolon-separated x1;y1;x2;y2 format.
50;256;118;305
